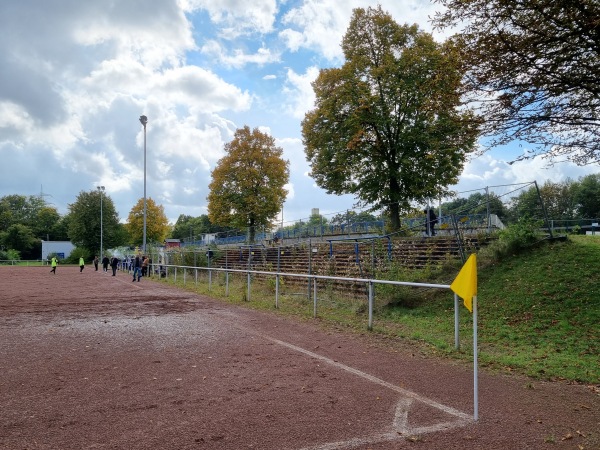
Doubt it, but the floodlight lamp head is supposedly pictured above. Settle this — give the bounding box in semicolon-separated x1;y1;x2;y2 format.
139;115;148;127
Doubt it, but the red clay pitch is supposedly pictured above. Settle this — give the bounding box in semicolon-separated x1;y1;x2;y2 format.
0;266;598;449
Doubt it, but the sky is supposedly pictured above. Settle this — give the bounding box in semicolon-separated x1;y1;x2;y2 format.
0;0;597;226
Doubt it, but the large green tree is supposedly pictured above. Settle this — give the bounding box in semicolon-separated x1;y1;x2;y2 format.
32;206;62;240
67;190;121;252
207;126;289;243
0;224;38;259
302;6;479;230
171;214;232;242
330;210;379;226
0;195;67;257
0;194;46;232
573;174;600;219
507;181;577;224
433;0;600;164
125;197;170;247
442;192;508;219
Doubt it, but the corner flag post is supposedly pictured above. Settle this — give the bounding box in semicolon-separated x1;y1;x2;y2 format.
454;293;460;349
473;294;478;421
450;253;479;421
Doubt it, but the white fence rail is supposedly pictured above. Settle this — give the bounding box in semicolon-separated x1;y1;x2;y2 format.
150;263;456;334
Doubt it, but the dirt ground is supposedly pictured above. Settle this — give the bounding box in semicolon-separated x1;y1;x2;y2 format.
0;266;598;449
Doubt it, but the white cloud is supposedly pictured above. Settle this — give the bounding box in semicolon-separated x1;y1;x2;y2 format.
201;40;280;69
185;0;278;36
282;66;319;119
155;66;253;112
453;151;598;196
280;0;444;62
280;1;349;61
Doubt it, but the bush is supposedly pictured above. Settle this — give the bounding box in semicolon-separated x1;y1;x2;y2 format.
0;248;21;263
488;218;544;260
64;247;93;264
266;275;285;293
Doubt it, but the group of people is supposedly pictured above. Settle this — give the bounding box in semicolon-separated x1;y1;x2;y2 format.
93;255;121;276
50;254;149;279
96;254;150;279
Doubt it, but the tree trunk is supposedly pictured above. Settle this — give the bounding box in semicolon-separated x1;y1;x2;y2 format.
248;218;256;244
389;202;400;231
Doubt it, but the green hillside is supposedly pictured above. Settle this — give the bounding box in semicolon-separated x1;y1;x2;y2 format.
375;234;599;384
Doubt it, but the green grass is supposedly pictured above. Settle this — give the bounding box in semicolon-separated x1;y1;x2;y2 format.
158;236;599;384
0;260;47;266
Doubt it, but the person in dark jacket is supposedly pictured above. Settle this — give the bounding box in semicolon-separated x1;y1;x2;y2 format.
110;256;120;276
102;256;110;272
132;255;142;282
425;207;438;237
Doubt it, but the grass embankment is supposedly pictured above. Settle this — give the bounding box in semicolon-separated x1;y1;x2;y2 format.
376;235;599;384
159;235;599;384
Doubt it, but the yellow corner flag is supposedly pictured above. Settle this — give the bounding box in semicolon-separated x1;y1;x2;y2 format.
450;253;477;313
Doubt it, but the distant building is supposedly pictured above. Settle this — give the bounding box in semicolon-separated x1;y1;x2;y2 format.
202;233;216;244
41;241;76;260
164;239;181;249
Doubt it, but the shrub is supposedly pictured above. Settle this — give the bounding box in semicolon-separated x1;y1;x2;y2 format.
487;217;544;260
0;248;21;264
65;247;93;264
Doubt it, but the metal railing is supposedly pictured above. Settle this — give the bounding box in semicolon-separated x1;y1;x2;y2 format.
150;262;453;333
0;260;48;266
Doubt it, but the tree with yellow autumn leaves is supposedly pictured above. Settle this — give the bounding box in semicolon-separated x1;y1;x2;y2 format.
125;197;170;247
207;126;289;243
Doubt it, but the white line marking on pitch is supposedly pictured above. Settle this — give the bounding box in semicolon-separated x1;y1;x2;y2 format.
259;335;472;449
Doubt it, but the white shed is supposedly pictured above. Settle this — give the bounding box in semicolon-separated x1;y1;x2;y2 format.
41;241;76;260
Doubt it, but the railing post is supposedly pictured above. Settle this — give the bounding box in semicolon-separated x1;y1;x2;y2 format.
368;281;374;330
313;276;317;318
275;274;280;308
247;271;251;301
455;293;460;349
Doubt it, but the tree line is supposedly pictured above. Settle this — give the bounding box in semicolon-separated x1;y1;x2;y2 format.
0;192;171;261
3;173;600;260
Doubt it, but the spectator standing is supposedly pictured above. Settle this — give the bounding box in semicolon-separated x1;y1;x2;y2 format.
142;256;149;277
424;207;438;237
93;255;99;271
102;256;110;272
132;255;142;282
110;256;120;276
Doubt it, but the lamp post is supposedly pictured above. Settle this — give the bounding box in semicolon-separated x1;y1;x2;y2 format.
139;115;148;253
97;186;105;259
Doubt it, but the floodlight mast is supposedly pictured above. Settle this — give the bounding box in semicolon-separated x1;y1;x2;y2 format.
139;115;148;253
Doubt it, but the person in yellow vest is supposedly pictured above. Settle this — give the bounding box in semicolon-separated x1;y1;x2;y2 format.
79;256;85;273
50;256;58;274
